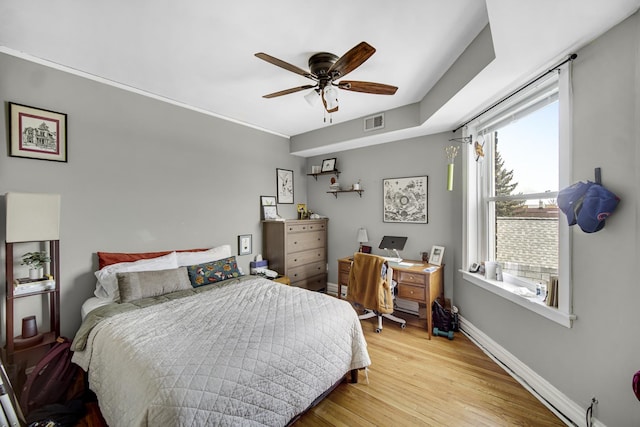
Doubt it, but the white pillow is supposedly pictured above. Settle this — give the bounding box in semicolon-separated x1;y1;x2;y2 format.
175;245;232;267
94;251;178;301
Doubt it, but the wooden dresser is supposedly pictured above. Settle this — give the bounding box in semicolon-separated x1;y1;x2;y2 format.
337;256;443;338
262;219;328;291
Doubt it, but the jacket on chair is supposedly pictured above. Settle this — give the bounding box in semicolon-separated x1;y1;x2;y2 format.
347;253;394;314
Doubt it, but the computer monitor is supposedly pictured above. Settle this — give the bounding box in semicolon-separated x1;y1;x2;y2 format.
378;236;407;251
378;236;407;262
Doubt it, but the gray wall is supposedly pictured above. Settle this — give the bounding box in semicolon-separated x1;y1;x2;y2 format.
454;12;640;427
0;53;305;339
305;133;462;300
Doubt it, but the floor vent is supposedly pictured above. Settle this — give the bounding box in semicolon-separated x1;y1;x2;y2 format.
364;113;384;132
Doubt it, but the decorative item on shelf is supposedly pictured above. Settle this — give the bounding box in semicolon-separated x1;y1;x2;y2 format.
15;315;44;349
329;176;340;192
321;158;337;172
296;203;308;219
356;228;369;252
445;145;459;191
311;165;321;174
429;245;445;266
21;251;50;279
353;179;361;191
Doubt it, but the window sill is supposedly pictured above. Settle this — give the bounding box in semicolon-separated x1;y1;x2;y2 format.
460;270;575;328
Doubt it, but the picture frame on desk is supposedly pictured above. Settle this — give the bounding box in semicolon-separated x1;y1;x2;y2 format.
429;245;445;266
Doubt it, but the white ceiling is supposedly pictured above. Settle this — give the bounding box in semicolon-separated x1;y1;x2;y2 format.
1;0;639;144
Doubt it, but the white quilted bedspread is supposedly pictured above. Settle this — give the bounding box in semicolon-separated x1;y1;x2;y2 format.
72;277;370;427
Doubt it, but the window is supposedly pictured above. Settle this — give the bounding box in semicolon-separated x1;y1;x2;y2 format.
462;65;575;327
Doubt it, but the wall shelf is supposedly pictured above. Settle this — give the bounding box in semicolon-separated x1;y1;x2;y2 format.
327;189;364;198
307;170;340;181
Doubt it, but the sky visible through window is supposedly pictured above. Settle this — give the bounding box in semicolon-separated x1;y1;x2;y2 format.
496;101;559;197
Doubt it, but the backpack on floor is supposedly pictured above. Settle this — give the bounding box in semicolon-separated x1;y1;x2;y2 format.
432;300;453;332
20;337;79;415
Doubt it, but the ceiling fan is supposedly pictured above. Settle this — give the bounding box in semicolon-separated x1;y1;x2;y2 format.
255;41;398;115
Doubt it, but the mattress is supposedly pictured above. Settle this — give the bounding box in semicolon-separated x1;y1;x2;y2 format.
72;275;370;426
80;296;112;320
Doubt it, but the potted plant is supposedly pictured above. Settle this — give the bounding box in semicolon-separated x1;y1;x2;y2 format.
21;251;50;280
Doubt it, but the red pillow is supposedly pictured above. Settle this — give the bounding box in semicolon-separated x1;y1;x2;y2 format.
97;248;208;270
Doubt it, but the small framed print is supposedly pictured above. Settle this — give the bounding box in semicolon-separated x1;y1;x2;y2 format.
321;158;337;172
263;205;279;220
260;196;276;206
238;234;252;256
429;245;445;266
276;168;293;204
10;102;67;162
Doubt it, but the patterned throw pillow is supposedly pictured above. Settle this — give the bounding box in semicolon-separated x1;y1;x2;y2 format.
187;256;241;287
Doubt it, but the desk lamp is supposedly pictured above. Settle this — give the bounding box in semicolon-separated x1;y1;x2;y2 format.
356;227;368;252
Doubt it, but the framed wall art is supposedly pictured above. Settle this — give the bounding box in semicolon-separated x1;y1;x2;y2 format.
9;102;67;162
321;158;336;172
262;205;279;220
276;168;293;204
383;175;428;223
260;196;276;206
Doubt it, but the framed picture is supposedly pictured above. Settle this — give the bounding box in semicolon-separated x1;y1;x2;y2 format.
9;103;67;162
383;175;428;223
429;245;445;266
263;205;279;220
238;234;252;256
321;158;337;172
276;168;294;204
260;195;276;206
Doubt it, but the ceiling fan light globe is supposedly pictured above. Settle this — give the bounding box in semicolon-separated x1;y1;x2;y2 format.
323;86;339;110
304;89;319;107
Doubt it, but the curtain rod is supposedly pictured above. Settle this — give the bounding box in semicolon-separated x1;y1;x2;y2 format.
452;53;577;134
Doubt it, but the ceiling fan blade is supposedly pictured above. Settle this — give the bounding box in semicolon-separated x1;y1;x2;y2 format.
328;42;376;79
338;80;398;95
262;85;316;98
255;52;316;80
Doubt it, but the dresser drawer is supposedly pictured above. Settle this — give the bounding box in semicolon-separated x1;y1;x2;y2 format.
287;231;325;253
397;283;426;301
288;248;325;268
339;260;352;275
288;261;326;282
292;273;327;291
286;221;327;233
396;270;427;286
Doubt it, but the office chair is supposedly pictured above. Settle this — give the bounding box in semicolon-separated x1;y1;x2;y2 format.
347;252;406;333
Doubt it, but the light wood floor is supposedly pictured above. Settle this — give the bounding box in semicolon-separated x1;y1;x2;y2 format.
293;314;566;427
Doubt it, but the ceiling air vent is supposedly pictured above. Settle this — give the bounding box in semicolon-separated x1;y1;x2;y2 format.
363;113;384;132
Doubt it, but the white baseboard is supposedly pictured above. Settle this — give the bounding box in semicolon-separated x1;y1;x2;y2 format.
459;315;604;427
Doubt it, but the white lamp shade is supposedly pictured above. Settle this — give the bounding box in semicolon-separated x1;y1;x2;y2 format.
6;192;61;242
323;86;339;111
357;227;369;244
304;89;319;107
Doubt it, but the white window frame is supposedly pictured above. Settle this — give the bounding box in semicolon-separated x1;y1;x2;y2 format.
461;63;576;327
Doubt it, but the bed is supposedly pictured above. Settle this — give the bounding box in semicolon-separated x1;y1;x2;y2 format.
71;248;371;427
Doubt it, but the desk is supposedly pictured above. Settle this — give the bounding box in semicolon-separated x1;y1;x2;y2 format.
338;257;444;339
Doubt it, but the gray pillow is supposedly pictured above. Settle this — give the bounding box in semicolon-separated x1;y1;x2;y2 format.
116;267;191;303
